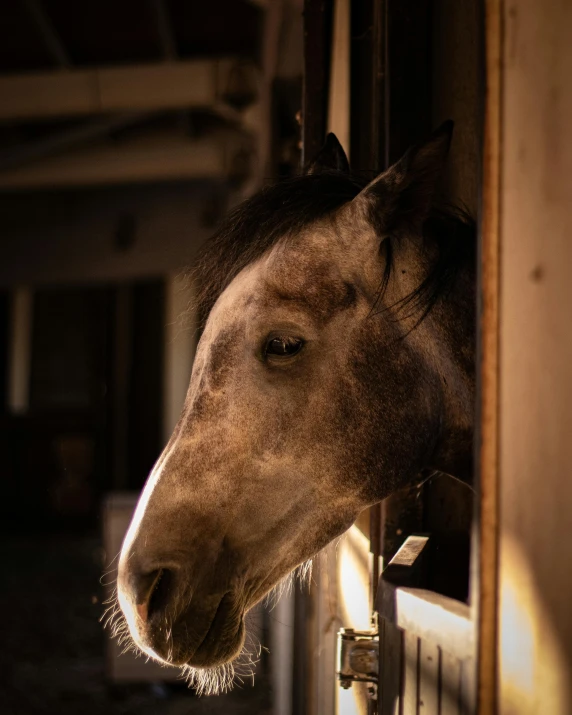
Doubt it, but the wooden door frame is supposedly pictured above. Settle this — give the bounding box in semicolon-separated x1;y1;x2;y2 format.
301;1;498;713
297;9;334;714
476;0;502;711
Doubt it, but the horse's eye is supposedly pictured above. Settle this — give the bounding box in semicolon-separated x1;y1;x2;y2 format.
265;336;304;358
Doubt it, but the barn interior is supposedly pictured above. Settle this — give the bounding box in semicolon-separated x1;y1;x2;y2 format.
0;2;301;714
2;2;571;715
0;0;482;714
0;1;479;714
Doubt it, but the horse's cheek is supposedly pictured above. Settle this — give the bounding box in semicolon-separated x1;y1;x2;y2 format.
321;332;437;502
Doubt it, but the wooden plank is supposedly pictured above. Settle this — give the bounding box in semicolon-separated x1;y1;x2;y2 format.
326;0;350;154
441;651;461;715
0;136;229;189
0;59;240;119
378;587;473;663
401;632;419;715
380;619;402;715
459;657;475;715
418;640;439;715
476;0;502;711
497;1;572;713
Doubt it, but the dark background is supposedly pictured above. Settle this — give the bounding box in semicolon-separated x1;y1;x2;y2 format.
0;2;303;713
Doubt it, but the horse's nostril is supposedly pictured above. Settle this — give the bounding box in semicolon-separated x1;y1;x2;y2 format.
146;568;173;623
132;568;172;624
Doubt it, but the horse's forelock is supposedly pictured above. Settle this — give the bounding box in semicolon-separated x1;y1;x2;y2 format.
193;172;366;324
193;172;475;330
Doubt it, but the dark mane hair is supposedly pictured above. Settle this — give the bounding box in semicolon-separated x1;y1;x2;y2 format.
194;171;475;326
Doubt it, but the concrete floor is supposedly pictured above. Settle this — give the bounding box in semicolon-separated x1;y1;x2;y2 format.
0;536;273;715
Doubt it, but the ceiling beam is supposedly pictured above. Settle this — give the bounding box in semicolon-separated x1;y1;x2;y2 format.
0;113;150;172
0;135;240;189
0;59;255;120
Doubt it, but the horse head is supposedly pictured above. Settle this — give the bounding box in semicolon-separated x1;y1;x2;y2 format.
116;122;475;689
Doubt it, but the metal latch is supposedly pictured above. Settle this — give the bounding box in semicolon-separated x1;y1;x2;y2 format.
336;627;379;698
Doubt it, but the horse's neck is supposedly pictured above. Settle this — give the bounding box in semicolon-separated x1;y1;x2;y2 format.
422;262;476;482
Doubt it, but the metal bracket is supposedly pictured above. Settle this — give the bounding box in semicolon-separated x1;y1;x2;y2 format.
336;627;379;699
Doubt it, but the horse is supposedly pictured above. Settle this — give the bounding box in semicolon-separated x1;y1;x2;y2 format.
114;120;476;693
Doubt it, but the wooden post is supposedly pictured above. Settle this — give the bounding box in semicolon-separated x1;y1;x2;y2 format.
8;287;33;414
495;1;572;712
163;273;197;442
301;0;333;166
111;286;131;490
297;6;334;713
476;0;502;711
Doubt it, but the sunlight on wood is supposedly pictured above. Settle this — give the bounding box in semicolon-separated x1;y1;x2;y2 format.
336;524;371;715
163;273;197;442
338;526;370;631
499;535;569;715
327;0;350;157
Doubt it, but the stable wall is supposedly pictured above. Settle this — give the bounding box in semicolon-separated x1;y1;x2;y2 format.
496;1;572;712
0;181;225;287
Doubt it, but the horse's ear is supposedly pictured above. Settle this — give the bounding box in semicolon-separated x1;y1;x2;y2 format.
348;120;454;230
305;133;350;175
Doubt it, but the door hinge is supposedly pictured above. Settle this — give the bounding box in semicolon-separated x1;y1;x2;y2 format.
336;627;379;699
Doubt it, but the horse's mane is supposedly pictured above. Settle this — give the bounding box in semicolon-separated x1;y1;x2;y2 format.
194;171;475;326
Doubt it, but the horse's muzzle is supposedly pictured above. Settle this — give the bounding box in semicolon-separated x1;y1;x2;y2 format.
117;559;245;667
